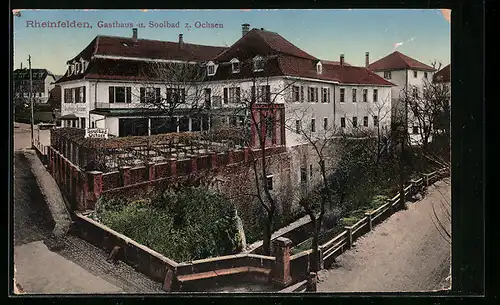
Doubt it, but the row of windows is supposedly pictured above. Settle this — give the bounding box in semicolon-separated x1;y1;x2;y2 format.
383;70;429;80
108;86;187;104
294;115;379;132
207;56;265;77
339;88;378;103
68;61;87;76
292;86;331;103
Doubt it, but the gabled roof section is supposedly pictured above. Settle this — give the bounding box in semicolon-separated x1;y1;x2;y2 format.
214;28;317;62
66;35;227;64
13;68;52;81
368;51;436;72
433;64;451;83
58;58;206;83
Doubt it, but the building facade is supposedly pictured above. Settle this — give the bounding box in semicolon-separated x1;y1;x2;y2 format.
368;51;437;144
56;26;393;148
13;68;58;104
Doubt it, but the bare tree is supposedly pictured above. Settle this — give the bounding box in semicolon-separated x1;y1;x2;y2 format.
213;57;298;255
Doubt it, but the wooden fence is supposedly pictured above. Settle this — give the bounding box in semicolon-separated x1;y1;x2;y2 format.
299;167;450;271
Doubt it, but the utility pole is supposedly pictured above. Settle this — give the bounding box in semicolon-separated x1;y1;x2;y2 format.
28;55;34;148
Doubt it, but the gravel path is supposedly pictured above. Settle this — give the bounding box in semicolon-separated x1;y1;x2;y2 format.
317;179;451;292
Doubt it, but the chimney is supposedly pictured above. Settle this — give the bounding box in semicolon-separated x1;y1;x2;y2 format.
132;28;138;41
20;62;23;70
242;23;250;37
365;52;370;68
178;34;184;49
340;54;345;66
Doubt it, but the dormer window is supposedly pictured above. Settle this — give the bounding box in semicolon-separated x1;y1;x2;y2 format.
207;61;216;76
316;62;323;74
230;58;240;74
253;56;264;72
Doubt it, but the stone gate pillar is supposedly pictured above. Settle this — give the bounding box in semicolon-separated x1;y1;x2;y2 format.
271;237;293;287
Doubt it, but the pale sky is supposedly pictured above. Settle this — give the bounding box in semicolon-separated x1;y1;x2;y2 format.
13;9;451;75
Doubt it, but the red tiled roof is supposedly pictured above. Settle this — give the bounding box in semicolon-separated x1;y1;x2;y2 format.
368;51;436;72
59;58;207;82
209;55;393;86
214;29;317;62
433;64;450;83
67;35;227;63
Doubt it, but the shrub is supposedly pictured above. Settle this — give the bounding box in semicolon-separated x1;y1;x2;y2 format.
94;187;242;262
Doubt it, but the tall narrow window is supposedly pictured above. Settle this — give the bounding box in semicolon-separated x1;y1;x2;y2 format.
300;167;307;184
363;89;368;102
363;116;368;127
311;118;316;132
295;120;301;133
340;117;346;128
293;86;300;102
109;87;115;103
322;88;328;103
352;117;358;128
352;88;357;103
340;88;345;103
300;86;304;102
266;175;274;190
413;70;418;78
373;115;379;127
373;89;378;102
323;117;328;130
310;164;313;179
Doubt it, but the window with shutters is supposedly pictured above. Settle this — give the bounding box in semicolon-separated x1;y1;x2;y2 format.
254;85;271;103
225;87;241;103
140;87;161;103
166;88;185;104
109;86;132;103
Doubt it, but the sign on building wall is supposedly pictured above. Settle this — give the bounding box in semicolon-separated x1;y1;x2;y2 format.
85;128;109;139
64;104;87;114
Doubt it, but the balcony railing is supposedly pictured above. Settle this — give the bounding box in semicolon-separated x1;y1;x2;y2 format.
95;102;149;109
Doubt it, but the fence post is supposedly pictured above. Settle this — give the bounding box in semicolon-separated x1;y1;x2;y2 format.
425;174;429;187
86;171;103;211
306;272;317;292
271;237;293;287
169;158;177;177
345;226;353;249
119;166;131;186
318;246;324;270
210;152;218;169
365;212;373;231
147;162;156;181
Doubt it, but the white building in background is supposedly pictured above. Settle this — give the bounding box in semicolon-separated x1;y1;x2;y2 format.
13;68;58;104
367;51;437;144
56;25;393;147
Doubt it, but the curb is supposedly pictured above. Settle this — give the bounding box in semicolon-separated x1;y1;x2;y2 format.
22;149;72;237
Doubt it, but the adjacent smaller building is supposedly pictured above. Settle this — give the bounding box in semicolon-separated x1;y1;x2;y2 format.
13;68;59;104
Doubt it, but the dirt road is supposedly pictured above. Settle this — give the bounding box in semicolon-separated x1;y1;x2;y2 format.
317;179;451;292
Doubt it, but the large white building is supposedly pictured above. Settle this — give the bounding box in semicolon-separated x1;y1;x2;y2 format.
56;25;394;148
368;51;437;143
